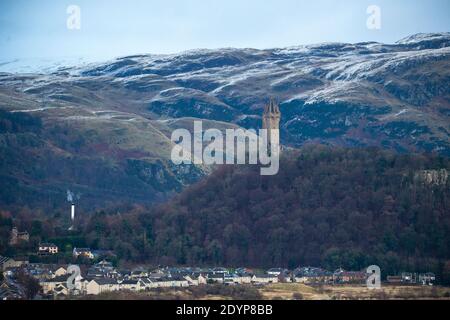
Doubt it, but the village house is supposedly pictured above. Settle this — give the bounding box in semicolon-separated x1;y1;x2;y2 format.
26;264;54;280
87;267;106;279
0;279;25;300
53;283;70;297
148;269;166;280
41;273;84;295
252;274;279;284
9;227;29;246
207;273;225;283
86;278;120;295
212;267;229;275
237;274;253;284
86;261;119;279
96;260;115;271
184;273;207;286
152;276;174;288
333;268;367;284
267;268;288;276
220;273;253;285
293;267;333;284
51;266;67;278
235;267;254;275
38;243;59;255
401;272;416;283
0;256;28;271
224;274;238;285
72;248;94;259
419;273;435;285
119;269;131;279
119;279;140;291
137;278;156;290
168;275;190;288
91;250;115;260
232;273;253;284
130;269;149;279
153;276;190;288
278;272;293;283
234;268;254;282
40;275;70;294
24;264;67;280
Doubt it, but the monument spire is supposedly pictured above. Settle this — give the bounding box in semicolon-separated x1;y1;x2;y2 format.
262;98;281;150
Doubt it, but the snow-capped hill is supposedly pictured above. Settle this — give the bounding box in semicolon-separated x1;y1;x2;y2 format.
396;32;450;49
0;33;449;208
0;33;449;157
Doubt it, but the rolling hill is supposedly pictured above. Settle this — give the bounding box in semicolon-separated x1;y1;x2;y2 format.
0;32;449;209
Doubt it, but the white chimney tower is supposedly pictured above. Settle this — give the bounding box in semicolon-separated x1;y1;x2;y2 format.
71;203;75;221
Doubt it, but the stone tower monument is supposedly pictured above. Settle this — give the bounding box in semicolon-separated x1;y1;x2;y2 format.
262;98;281;147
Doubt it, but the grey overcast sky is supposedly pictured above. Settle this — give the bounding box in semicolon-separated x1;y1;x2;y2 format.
0;0;449;60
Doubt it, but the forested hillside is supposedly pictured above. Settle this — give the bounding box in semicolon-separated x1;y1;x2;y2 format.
73;146;450;278
2;146;449;281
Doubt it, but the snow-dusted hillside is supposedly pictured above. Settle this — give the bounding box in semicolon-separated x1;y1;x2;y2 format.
1;33;448;154
0;33;449;208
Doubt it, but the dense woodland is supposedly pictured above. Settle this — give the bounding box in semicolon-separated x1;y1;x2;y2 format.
1;145;450;282
144;146;450;278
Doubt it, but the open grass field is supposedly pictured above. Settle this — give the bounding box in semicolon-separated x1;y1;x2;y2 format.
79;283;450;300
258;283;450;300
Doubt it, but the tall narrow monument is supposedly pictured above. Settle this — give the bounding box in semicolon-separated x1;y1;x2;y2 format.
262;98;281;148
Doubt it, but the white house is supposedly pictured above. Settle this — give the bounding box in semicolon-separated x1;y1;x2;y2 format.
207;274;224;283
154;276;190;288
234;275;252;284
86;278;120;295
52;266;67;277
38;243;59;255
119;279;140;291
53;283;69;297
251;274;279;284
41;275;67;294
41;274;83;294
185;274;207;286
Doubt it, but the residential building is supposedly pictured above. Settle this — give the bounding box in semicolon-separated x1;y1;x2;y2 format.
212;267;229;275
40;275;70;294
419;273;435;285
333;268;366;284
38;243;59;255
154;276;189;288
72;248;94;259
207;273;225;283
53;283;70;297
9;227;29;246
252;274;279;284
267;268;288;276
401;272;417;283
0;280;25;300
86;278;120;295
0;256;28;271
52;266;67;277
119;279;140;291
293;267;333;284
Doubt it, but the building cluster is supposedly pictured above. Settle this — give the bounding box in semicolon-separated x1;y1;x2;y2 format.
0;255;436;300
387;272;436;286
0;276;25;300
